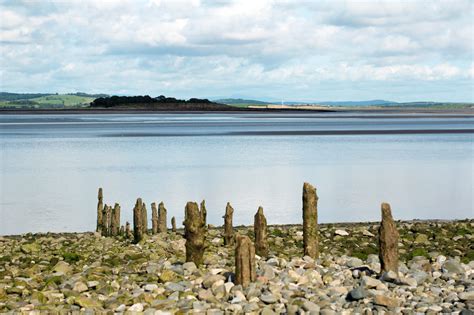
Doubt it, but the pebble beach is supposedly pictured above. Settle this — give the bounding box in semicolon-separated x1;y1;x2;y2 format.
0;219;473;314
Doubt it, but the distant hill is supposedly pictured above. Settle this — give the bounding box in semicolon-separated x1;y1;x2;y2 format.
214;98;271;106
317;100;396;106
0;92;52;102
0;92;108;109
215;98;473;109
90;95;237;111
216;98;397;107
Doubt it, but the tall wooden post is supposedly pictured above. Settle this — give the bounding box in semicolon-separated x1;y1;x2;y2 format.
303;182;319;259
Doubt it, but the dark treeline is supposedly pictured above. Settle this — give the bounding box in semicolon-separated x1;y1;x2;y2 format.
90;95;214;108
0;92;52;101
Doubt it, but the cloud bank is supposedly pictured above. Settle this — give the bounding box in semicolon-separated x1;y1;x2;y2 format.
1;0;473;102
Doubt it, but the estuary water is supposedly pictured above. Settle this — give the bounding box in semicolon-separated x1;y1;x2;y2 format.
0;112;473;235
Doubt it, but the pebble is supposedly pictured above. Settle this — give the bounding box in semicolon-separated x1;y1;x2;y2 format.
374;295;400;308
128;303;144;312
260;292;277;304
459;291;474;301
72;281;88;293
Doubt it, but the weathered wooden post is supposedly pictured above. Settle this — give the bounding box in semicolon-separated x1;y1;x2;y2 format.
133;198;144;243
151;202;158;235
158;202;167;233
102;204;112;237
200;200;207;226
235;234;256;288
303;182;319;259
110;203;121;236
96;188;103;233
171;217;177;232
183;201;207;266
141;201;148;235
254;206;268;257
125;221;132;239
223;202;234;245
379;202;399;274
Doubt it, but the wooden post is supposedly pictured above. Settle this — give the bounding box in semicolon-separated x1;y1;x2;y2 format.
200;200;207;226
125;221;132;239
158;202;167;233
303;182;319;259
102;204;112;237
151;202;158;234
96;188;103;233
141;201;148;235
183;201;207;266
235;234;256;288
379;202;399;274
171;217;177;232
110;203;121;236
223;202;234;246
254;206;268;257
133;198;144;243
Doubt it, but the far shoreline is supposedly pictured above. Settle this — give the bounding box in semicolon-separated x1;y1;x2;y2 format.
0;106;473;118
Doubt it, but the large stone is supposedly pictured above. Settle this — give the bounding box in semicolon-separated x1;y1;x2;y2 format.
414;233;429;244
303;182;319;259
379;202;399;274
129;303;144;312
347;287;367;301
335;229;349;236
303;300;320;312
183;262;198;274
203;275;226;289
260;292;277;304
160;270;178;283
374;295;400;308
73;281;88;293
53;261;72;275
75;296;102;308
443;259;465;274
21;242;41;254
459;291;474;301
362;276;382;289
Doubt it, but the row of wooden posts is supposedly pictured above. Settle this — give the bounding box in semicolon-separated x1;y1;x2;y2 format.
96;182;399;288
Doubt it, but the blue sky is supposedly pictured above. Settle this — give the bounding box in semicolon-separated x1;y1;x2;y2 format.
0;0;473;102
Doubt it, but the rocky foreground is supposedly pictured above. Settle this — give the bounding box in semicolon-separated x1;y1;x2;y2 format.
0;220;473;314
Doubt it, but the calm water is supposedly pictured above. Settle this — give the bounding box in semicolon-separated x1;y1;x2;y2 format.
0;113;473;235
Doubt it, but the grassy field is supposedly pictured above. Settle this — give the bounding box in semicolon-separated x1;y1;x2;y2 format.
0;94;96;108
29;94;95;106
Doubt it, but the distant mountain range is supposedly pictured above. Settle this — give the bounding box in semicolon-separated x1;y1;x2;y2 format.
214;98;472;108
214;98;399;106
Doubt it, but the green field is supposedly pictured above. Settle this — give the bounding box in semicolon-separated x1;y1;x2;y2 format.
0;93;98;108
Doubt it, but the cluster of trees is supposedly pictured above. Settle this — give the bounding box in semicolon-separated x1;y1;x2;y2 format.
0;92;51;101
90;95;213;108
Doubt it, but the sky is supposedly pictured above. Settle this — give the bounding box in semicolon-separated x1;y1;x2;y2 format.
0;0;473;102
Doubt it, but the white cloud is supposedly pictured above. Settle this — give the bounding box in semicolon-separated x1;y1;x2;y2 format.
0;0;472;101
